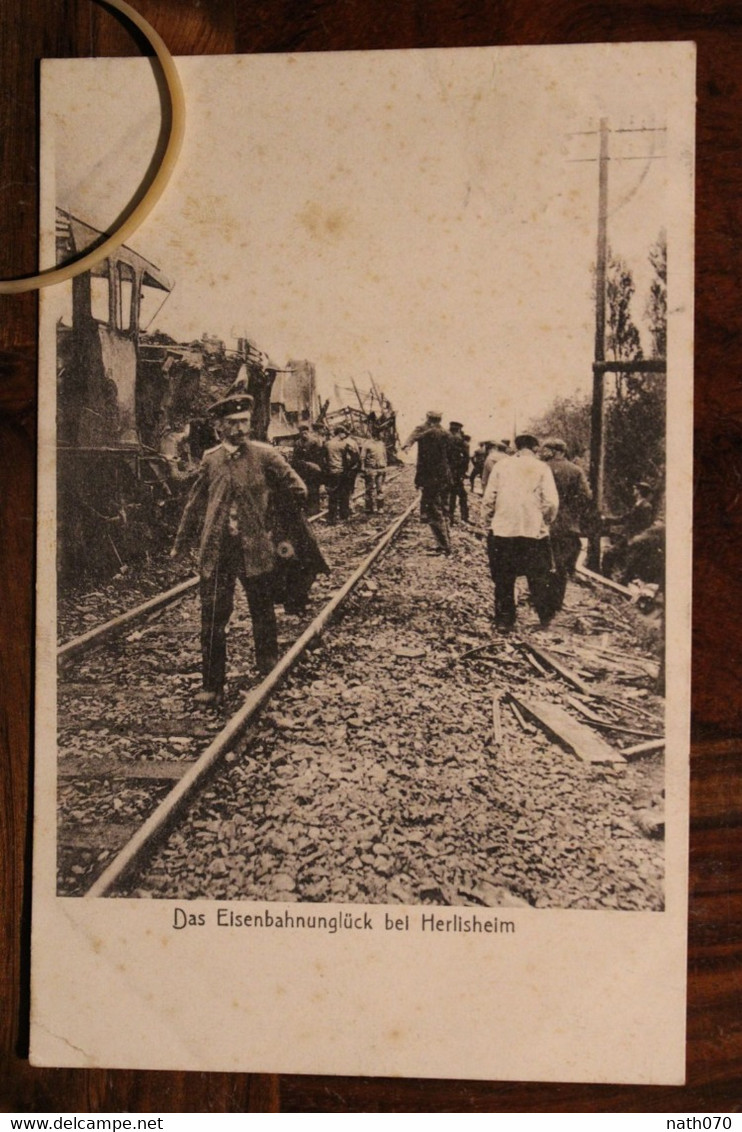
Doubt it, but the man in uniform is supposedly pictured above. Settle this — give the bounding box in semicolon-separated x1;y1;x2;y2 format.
447;420;470;523
171;394;326;704
291;423;325;515
540;436;592;615
403;410;452;555
324;424;360;524
359;427;388;514
469;441;489;492
481;433;558;631
481;439;509;490
602;480;655;579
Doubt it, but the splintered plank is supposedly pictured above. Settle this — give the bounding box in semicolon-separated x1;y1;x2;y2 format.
575;563;634;597
58;757;193;781
523;642;593;696
509;694;626;765
58;823;140;852
492;692;503;746
621;738;665;761
58;716;214;738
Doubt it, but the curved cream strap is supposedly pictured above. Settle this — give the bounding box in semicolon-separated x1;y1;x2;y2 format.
0;0;185;294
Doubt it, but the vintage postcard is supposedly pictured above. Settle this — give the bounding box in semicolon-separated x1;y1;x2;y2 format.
32;43;694;1080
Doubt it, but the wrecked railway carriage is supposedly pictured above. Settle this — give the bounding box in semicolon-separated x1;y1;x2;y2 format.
55;211;399;588
55;212;291;584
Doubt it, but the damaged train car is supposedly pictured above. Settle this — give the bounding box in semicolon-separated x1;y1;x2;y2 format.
55;212;239;585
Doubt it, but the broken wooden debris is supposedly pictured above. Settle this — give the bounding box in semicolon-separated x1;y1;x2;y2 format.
523;642;593;696
58;756;192;781
585;718;662;740
523;649;550;677
509;699;536;735
597;693;663;723
458;642;494;662
565;695;605;723
509;694;626;765
575;563;634;597
566;697;660;739
621;738;665;760
492;692;503;747
393;645;426;659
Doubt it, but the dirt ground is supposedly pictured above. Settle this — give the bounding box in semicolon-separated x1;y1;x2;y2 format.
105;468;666;910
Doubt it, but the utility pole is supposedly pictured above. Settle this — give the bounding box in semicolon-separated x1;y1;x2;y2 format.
572;120;667;569
587;118;609;570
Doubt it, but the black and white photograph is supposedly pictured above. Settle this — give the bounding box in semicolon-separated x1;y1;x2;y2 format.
33;42;694;1080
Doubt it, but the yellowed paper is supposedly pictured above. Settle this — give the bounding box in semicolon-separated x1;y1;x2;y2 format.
33;43;694;1081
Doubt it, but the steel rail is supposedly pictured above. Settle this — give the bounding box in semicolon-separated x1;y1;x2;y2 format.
58;576;199;661
85;495;419;898
58;468;408;661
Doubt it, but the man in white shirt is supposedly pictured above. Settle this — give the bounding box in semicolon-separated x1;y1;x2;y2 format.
481;433;559;631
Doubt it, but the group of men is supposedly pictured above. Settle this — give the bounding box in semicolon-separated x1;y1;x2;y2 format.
404;410;594;632
290;422;388;523
172;393;654;706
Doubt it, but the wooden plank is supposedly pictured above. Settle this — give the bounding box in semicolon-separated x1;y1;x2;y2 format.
509;699;536;735
492;692;503;746
58;717;215;738
566;696;660;739
524;650;549;677
524;642;594;696
58;823;140;852
621;738;666;760
58;757;193;781
575;563;634;597
509;695;626;765
565;695;606;723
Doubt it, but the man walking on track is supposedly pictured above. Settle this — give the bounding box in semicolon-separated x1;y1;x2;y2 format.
481;433;559;631
171;394;328;705
447;420;470;523
540;436;592;615
359;427;388;514
291;423;325;516
403;409;452;555
325;424;360;524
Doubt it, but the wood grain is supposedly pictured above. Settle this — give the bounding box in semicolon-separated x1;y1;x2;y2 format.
1;0;740;1112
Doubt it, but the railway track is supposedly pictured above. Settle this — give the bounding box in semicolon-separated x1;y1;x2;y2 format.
121;502;665;909
57;468;407;660
57;470;420;896
57;469;666;909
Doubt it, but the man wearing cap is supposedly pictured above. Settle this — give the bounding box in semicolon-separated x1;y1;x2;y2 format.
359;426;388;514
540;437;592;615
171;394;326;704
602;480;655;579
469;441;489;492
324;424;361;524
481;433;559;631
481;439;509;491
291;423;325;516
447;420;470;523
402;410;452;554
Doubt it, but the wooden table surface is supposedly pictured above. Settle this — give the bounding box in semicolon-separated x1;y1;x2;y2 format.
1;0;740;1114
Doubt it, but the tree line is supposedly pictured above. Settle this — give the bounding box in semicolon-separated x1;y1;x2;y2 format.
529;230;666;518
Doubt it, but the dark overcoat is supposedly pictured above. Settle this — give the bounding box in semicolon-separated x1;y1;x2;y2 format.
414;425;452;491
173;442;329;589
548;455;592;536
